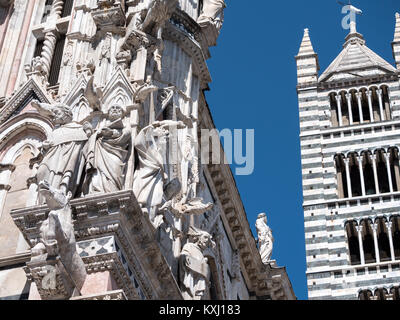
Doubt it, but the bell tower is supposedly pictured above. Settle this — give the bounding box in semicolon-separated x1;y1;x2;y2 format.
297;9;400;300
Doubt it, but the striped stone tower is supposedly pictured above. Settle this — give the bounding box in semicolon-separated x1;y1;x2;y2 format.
297;12;400;300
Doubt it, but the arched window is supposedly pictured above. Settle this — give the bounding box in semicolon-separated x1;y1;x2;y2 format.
361;152;376;195
349;153;361;197
381;86;391;121
360;89;371;122
346;221;361;265
375;288;388;300
370;88;381;122
340;92;350;126
376;218;391;262
359;290;373;300
361;219;376;264
375;150;390;194
350;91;360;124
391;216;400;260
335;154;348;198
389;148;400;192
390;287;400;300
330;93;339;127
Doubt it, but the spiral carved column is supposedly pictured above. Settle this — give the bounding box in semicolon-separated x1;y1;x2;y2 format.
40;31;58;78
39;0;64;80
50;0;64;19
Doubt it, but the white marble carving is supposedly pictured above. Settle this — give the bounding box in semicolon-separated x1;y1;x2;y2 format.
31;100;92;197
180;227;215;300
197;0;226;31
133;120;185;225
29;181;87;299
82;104;131;194
256;213;274;264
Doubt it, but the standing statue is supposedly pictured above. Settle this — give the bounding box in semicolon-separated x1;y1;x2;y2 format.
82;104;131;194
197;0;226;31
133;120;185;225
31;100;92;197
180;227;215;300
256;213;274;264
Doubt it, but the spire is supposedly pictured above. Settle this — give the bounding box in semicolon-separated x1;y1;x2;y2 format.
296;28;319;86
394;12;400;42
297;28;316;57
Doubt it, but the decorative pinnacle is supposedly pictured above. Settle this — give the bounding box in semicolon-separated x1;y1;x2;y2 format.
297;28;316;57
395;12;400;42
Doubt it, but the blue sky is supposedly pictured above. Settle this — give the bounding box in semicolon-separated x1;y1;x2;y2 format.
204;0;400;300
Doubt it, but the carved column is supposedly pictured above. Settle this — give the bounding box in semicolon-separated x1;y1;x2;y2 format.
385;152;394;193
377;89;385;122
50;0;64;18
357;156;366;196
356;225;365;265
372;154;380;194
346;93;353;125
366;90;374;123
336;94;343;127
39;0;64;80
386;221;396;262
356;92;364;123
372;222;380;264
344;158;352;198
40;31;59;79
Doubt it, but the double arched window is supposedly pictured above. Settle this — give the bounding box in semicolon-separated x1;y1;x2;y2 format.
345;216;400;266
359;287;400;300
329;85;391;127
335;147;400;199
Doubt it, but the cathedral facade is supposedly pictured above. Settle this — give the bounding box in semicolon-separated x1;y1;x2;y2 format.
297;11;400;300
0;0;294;300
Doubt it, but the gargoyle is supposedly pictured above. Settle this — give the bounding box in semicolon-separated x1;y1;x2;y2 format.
30;181;87;298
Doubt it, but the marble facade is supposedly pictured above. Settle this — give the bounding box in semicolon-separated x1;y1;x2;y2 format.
0;0;295;300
